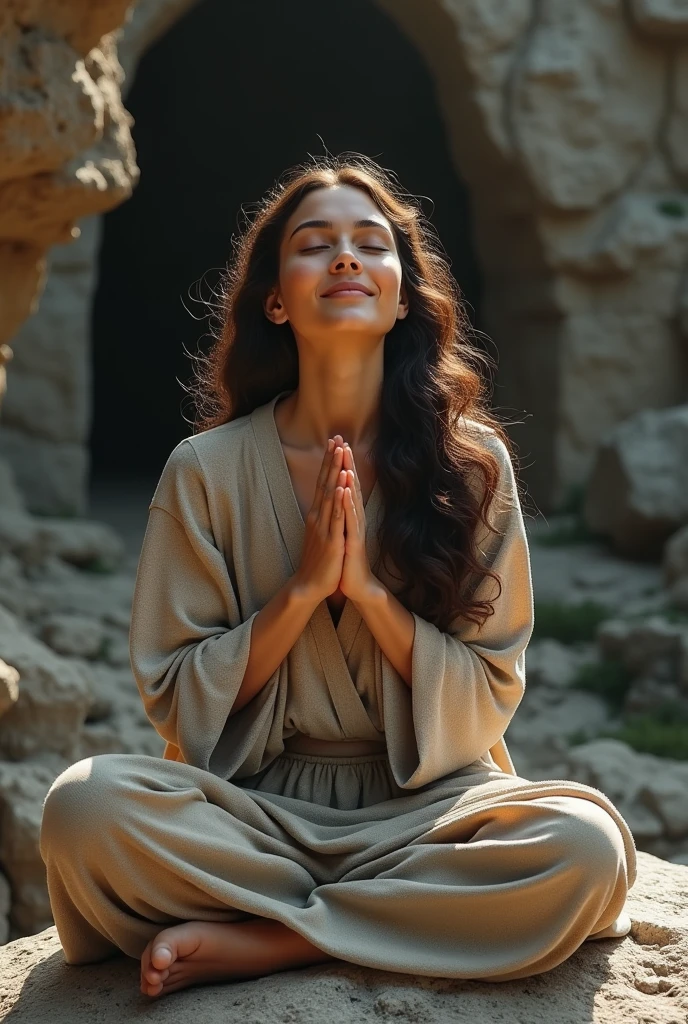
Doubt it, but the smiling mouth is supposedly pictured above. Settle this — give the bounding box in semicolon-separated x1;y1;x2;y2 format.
324;289;371;297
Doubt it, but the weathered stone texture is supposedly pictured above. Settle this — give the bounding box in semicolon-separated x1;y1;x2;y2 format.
512;3;665;211
0;0;137;354
1;851;687;1023
2;0;688;511
0;0;199;512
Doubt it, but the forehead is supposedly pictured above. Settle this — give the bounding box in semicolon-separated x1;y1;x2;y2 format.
284;184;390;233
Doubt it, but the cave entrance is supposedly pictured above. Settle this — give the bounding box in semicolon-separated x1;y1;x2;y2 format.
89;0;482;489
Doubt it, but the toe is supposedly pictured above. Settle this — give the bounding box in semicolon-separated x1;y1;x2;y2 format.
151;943;173;970
142;978;164;998
141;937;170;985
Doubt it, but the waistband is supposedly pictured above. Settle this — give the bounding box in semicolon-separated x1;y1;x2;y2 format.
282;734;388;758
277;750;391;766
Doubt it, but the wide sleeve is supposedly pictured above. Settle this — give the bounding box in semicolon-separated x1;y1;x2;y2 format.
382;432;534;789
128;439;286;780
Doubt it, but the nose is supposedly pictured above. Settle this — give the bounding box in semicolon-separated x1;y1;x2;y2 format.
330;241;361;273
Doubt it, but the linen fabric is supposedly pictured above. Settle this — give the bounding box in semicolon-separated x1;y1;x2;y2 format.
39;389;637;981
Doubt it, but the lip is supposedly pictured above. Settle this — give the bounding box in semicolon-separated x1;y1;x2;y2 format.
321;281;374;297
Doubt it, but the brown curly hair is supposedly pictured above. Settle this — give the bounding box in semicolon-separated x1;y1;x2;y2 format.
188;153;524;633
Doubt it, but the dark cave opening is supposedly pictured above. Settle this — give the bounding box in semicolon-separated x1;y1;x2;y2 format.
90;0;482;480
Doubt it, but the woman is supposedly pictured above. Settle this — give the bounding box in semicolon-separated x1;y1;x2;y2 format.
39;155;636;999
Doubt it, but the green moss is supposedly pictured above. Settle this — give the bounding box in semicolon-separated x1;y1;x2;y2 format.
532;599;613;644
596;703;688;760
565;727;598;748
566;702;688;759
553;483;587;516
570;657;634;713
661;604;688;625
96;635;113;661
80;557;117;574
657;199;687;219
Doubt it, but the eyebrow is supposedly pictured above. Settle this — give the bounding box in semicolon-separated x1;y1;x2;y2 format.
288;218;393;240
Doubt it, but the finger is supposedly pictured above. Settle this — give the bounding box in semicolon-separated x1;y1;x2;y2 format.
330;484;345;535
320;455;345;527
343;486;360;536
345;467;364;520
343;446;364;511
312;438;336;517
314;443;343;520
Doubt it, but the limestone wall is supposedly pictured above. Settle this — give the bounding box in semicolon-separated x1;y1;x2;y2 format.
0;0;198;514
380;0;688;506
1;0;687;512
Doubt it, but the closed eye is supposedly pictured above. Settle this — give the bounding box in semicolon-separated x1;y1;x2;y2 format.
299;244;389;253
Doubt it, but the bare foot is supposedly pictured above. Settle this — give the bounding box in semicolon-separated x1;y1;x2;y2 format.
139;919;334;998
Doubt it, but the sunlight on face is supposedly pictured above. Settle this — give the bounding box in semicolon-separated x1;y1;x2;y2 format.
266;184;408;343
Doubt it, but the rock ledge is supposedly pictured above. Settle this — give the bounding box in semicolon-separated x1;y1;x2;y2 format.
1;852;686;1023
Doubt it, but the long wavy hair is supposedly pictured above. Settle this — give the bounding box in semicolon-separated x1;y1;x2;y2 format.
189;154;524;633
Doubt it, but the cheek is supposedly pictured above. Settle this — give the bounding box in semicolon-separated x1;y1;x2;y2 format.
375;258;403;305
279;261;321;309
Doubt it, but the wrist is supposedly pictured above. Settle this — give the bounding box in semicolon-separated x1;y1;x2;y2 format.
351;575;387;612
287;575;324;613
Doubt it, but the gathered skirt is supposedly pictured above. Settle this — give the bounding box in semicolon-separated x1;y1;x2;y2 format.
39;748;637;983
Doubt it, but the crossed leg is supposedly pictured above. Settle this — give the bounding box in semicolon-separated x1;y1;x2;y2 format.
39;753;633;996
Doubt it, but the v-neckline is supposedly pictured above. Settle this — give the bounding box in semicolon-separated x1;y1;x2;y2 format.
250;389;383;647
272;390;381;532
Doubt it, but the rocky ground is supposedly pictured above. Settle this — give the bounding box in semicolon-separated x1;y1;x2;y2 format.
1;851;686;1023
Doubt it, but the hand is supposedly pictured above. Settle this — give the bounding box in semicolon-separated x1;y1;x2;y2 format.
292;435;347;603
338;444;376;604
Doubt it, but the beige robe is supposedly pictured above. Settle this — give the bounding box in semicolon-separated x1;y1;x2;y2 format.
136;388;533;780
39;389;638;981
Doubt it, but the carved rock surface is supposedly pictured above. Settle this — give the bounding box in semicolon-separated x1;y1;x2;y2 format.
0;851;686;1023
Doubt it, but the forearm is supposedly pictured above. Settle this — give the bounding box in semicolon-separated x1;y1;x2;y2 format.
229;577;320;715
353;578;415;687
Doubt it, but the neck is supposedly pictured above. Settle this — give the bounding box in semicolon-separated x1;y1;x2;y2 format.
277;356;383;450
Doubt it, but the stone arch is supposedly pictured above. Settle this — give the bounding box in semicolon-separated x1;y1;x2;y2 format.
1;0;686;517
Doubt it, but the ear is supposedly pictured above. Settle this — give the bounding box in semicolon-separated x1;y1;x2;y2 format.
396;281;409;321
264;287;289;325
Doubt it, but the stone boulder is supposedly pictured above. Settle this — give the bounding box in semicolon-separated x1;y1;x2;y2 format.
0;851;686;1023
563;739;688;855
0;757;68;939
0;509;126;570
0;606;89;762
583;405;688;557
